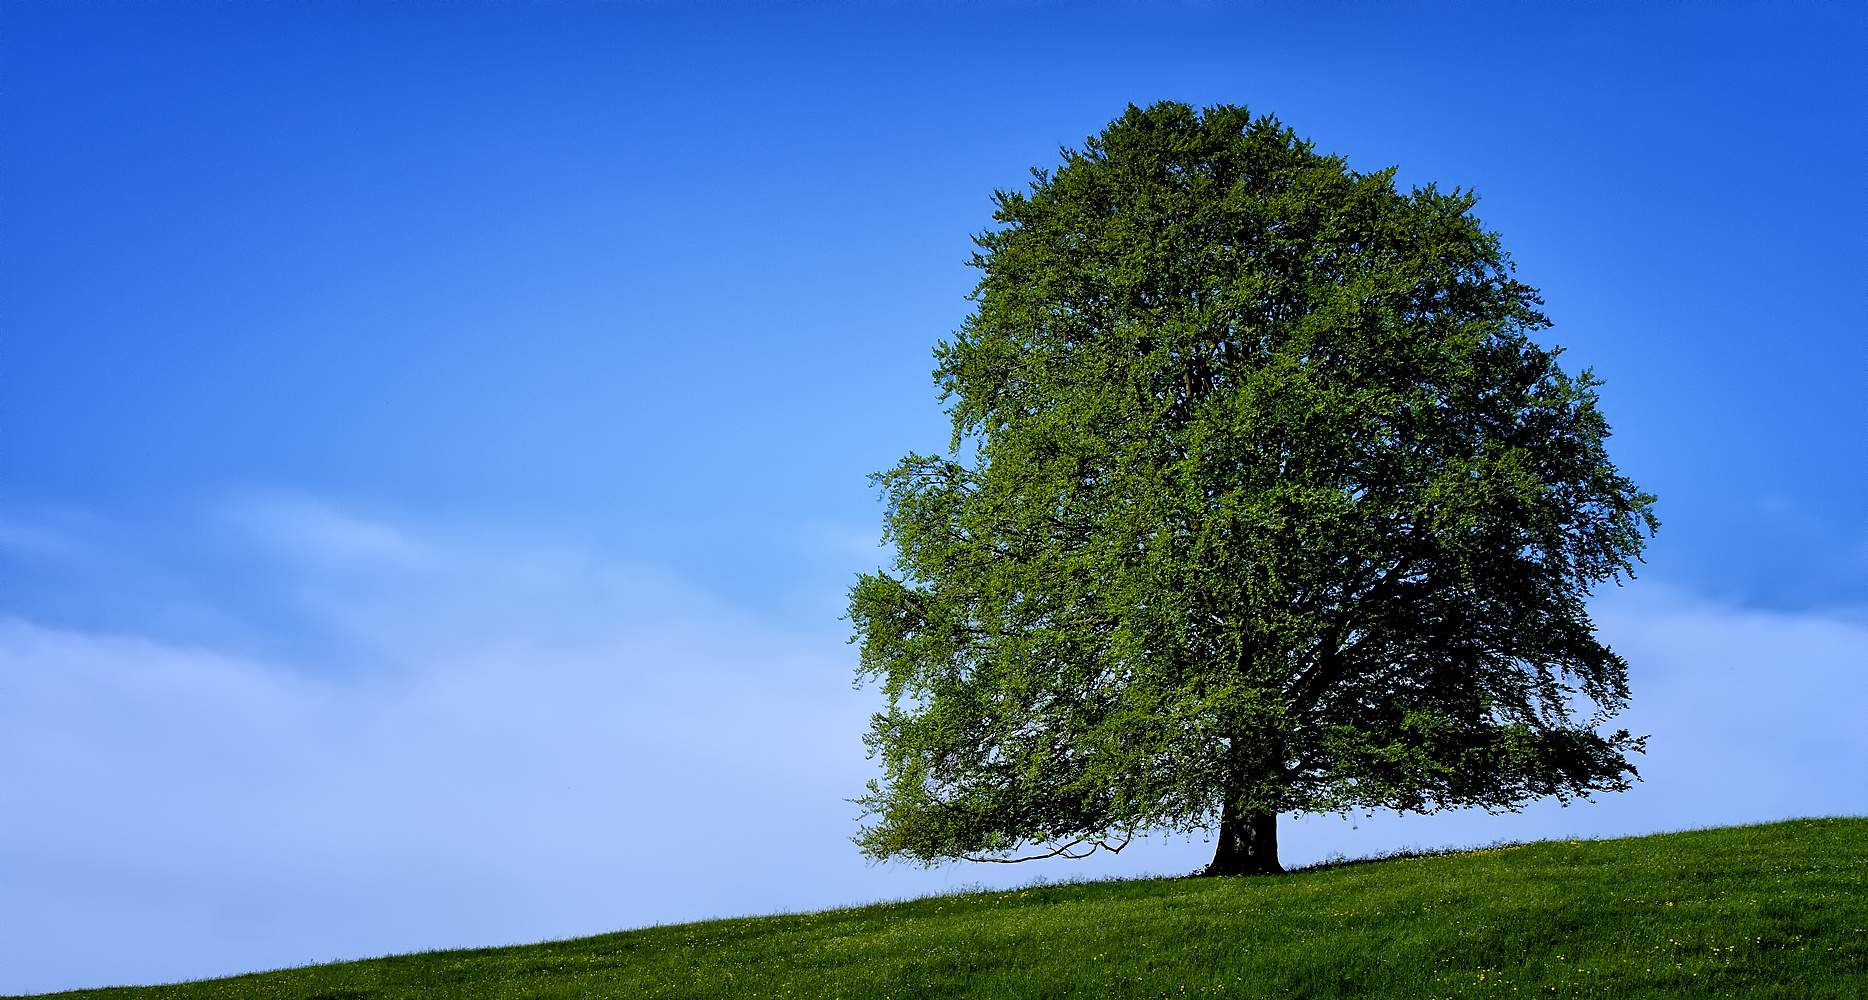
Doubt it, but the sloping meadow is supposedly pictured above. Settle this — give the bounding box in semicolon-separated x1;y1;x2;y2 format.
35;818;1866;1000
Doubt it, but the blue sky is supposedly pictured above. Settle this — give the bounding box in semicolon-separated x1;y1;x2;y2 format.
1;2;1864;993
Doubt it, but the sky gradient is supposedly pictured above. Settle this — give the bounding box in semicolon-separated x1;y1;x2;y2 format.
2;2;1864;993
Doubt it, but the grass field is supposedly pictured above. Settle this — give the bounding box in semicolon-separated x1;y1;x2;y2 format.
31;817;1866;999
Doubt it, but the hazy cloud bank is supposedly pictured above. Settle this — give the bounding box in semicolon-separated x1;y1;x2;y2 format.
1;498;1861;993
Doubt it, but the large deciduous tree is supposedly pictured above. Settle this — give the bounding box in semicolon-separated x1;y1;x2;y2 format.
848;103;1657;876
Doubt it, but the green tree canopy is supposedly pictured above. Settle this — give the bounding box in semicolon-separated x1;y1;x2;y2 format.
848;103;1657;876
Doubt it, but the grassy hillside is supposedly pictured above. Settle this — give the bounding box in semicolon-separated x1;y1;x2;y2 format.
34;818;1866;1000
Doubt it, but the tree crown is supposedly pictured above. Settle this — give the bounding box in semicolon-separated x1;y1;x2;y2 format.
850;102;1656;866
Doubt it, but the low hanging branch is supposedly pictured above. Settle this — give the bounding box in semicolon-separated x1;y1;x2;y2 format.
962;831;1136;864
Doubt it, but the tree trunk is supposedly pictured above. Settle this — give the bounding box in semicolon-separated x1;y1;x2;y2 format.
1201;796;1282;876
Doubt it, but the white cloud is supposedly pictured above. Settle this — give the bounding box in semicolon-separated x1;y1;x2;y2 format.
1284;585;1868;860
0;500;1172;993
225;495;428;572
1;504;1862;993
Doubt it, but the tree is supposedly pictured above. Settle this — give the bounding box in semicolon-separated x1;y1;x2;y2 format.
847;103;1657;877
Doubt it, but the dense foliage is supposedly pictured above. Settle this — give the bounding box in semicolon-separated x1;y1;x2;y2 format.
849;103;1657;872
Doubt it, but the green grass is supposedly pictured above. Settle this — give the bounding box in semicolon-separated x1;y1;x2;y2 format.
31;818;1867;999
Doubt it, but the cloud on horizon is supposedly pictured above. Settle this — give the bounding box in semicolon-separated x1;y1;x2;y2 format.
1;496;1862;993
